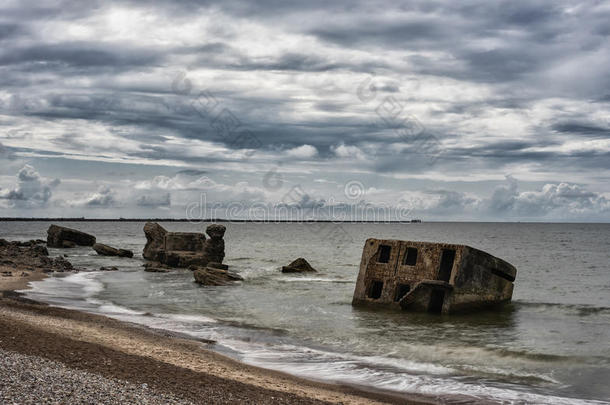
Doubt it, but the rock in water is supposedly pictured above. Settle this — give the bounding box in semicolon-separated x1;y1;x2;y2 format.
93;243;134;258
143;262;170;273
93;243;120;256
117;249;133;258
142;222;168;260
53;256;73;271
47;225;96;248
281;258;317;273
142;222;228;270
192;266;243;286
207;262;229;270
202;224;226;264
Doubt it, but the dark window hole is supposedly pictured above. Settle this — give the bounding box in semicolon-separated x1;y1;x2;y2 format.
377;245;391;263
394;284;410;302
368;280;384;299
403;247;418;266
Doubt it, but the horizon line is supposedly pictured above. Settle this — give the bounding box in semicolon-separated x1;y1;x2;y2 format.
0;217;608;224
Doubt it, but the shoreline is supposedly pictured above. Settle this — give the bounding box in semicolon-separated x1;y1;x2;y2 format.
0;284;437;405
0;237;438;403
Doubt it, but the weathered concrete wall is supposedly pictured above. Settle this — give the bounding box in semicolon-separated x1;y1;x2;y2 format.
447;246;515;312
352;238;516;314
164;233;206;252
142;223;226;269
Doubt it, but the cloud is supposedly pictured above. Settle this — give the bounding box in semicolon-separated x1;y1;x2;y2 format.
79;185;116;207
135;173;267;205
0;42;162;72
0;141;14;159
285;144;318;158
486;177;609;218
175;169;207;176
331;144;366;160
0;0;608;221
136;192;171;207
0;164;60;207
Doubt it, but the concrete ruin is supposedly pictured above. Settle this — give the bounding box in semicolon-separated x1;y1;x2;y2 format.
352;239;516;314
142;222;225;268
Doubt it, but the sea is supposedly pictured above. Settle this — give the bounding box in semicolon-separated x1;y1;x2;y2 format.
2;221;609;404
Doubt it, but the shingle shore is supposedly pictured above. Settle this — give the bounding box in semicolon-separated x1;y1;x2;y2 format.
0;348;193;405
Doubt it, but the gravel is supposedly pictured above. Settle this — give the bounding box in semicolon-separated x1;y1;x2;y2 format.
0;348;194;404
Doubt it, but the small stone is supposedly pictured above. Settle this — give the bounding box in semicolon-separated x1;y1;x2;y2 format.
281;258;317;273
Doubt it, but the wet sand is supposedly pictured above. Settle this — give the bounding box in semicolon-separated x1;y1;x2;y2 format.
0;265;49;291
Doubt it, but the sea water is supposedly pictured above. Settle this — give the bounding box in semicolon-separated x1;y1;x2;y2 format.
2;221;609;403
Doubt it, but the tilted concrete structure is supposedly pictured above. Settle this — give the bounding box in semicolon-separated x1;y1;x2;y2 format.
352;239;516;314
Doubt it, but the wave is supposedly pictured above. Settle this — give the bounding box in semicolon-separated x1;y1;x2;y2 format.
227;340;603;405
513;301;610;316
154;313;218;324
24;271;104;299
277;276;353;284
21;272;610;405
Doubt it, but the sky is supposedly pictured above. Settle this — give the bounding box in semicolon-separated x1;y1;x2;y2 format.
0;0;609;221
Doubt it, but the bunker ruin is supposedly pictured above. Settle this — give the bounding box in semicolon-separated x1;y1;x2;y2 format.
352;239;516;314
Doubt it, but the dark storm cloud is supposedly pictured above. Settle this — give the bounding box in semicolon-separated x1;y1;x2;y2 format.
0;23;22;40
311;20;449;48
0;42;163;70
552;122;610;137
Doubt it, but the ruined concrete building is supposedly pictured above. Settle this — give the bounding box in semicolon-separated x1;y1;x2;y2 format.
143;222;225;268
352;238;516;314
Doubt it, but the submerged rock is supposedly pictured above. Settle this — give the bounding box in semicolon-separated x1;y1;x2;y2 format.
47;225;96;248
192;266;243;286
5;240;46;247
143;262;170;273
93;243;119;256
51;256;74;271
117;249;133;258
207;262;229;270
281;258;317;273
93;243;133;258
99;266;118;271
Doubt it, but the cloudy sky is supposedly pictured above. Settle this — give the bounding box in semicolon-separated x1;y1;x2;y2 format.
1;0;609;221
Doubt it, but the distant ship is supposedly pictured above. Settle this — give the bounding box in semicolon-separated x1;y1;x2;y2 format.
410;219;422;223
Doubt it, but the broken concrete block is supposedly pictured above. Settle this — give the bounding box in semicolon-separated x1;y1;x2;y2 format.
352;238;516;314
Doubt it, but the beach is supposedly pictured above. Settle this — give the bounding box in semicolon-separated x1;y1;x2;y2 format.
1;221;609;404
0;285;427;404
